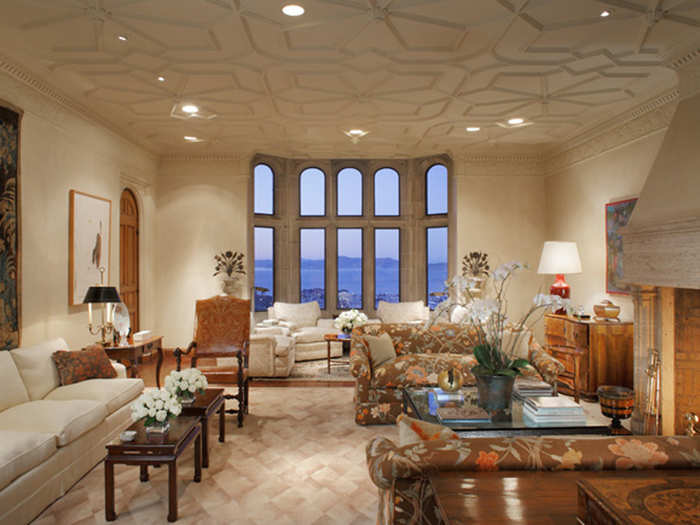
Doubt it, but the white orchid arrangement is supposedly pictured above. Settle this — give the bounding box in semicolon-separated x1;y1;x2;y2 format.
131;388;182;426
165;368;208;400
334;309;369;333
430;261;570;377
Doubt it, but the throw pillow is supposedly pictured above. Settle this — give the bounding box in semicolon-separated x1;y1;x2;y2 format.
51;345;117;386
396;413;458;447
364;333;397;369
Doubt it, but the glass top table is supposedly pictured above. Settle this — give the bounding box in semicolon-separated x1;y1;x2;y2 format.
402;387;611;437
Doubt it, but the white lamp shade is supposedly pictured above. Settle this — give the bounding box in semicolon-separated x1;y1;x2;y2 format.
537;241;582;275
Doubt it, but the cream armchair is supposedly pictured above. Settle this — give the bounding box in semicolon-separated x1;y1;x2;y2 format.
267;301;342;361
375;300;430;324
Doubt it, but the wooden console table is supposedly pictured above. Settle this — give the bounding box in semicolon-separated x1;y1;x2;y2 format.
103;336;164;387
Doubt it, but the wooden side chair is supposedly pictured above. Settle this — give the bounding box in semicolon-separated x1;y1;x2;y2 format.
174;296;250;427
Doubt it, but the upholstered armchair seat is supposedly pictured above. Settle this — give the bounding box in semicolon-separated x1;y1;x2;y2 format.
267;302;342;362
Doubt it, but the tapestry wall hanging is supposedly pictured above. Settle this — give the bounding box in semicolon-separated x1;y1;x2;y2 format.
0;103;21;350
606;197;638;295
69;190;111;306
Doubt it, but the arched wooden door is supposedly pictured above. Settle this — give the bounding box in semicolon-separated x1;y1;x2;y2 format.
120;189;139;332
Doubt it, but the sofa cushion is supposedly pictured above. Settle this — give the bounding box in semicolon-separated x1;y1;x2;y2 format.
0;400;107;447
376;301;427;324
396;414;458;447
0;351;30;413
43;378;143;416
373;354;477;388
364;333;397;369
0;430;57;491
51;345;118;385
273;301;321;328
293;326;334;344
10;338;68;400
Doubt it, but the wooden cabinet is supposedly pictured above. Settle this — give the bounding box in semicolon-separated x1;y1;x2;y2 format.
544;314;633;401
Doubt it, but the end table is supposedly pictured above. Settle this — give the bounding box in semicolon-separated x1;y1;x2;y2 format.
180;388;225;468
323;333;350;374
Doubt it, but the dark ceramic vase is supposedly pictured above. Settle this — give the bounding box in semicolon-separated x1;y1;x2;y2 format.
475;374;515;411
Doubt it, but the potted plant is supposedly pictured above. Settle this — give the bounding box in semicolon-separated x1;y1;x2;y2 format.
213;250;245;295
334;309;368;335
430;261;568;411
164;368;208;405
130;388;182;434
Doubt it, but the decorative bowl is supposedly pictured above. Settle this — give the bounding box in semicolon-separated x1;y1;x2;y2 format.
597;385;634;432
438;368;464;392
593;300;620;320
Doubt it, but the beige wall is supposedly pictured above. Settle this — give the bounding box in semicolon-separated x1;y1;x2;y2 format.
0;71;158;349
544;130;667;321
453;162;548;335
155;158;250;347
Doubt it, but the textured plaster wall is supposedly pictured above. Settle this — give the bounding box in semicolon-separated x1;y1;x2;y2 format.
0;71;158;349
544;130;667;321
155;158;250;348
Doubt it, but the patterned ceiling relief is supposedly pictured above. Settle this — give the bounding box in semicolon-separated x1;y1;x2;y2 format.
0;0;698;157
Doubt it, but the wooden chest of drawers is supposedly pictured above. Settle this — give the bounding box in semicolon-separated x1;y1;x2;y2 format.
544;314;633;401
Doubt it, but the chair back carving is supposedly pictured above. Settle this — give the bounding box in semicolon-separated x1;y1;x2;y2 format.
194;296;250;356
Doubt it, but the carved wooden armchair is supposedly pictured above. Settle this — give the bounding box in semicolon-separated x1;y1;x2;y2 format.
175;295;250;427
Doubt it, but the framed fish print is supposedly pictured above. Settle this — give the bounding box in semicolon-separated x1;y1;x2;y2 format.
69;190;111;306
605;197;637;295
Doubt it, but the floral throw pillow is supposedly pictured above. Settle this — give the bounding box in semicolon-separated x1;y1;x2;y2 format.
396;413;458;447
51;345;117;386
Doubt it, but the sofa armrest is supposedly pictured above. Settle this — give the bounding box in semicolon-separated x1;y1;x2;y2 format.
249;334;277;376
255;326;289;336
111;360;127;378
528;339;565;386
278;320;299;332
316;318;336;330
350;336;371;379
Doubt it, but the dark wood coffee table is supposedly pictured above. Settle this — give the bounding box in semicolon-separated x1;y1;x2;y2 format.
105;416;201;522
180;388;225;468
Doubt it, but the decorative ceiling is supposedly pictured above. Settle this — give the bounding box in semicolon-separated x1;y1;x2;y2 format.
0;0;699;157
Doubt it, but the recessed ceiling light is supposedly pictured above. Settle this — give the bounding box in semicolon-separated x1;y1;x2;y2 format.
184;136;199;142
157;76;166;82
348;129;366;136
466;126;481;132
117;35;128;42
282;4;305;16
182;104;199;114
600;9;612;17
508;117;525;125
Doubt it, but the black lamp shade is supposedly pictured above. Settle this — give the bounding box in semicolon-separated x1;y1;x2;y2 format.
83;286;121;304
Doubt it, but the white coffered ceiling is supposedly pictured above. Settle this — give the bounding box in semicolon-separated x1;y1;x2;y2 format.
0;0;699;157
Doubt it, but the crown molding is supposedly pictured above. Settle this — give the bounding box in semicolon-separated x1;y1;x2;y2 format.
160;154;246;162
0;53;158;158
672;46;700;100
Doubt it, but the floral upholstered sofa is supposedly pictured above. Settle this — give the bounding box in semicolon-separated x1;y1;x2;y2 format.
350;323;564;425
366;434;700;525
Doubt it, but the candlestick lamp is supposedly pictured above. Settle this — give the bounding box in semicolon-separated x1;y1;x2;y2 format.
537;241;582;314
83;285;121;344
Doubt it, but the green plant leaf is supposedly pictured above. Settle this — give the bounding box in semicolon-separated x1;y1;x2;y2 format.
473;344;491;368
510;358;529;370
471;364;492;376
496;368;517;377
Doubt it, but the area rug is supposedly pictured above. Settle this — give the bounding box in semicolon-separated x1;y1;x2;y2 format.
254;357;352;383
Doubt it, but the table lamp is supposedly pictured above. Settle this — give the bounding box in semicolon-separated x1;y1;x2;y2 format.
537;241;581;314
83;285;122;344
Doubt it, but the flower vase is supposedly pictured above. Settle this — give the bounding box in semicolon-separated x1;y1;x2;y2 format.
221;277;239;296
475;374;515;411
342;327;352;335
179;393;196;405
144;421;170;434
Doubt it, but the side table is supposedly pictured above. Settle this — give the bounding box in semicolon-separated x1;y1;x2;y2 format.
180;388;225;468
105;416;201;522
323;333;350;374
103;336;164;387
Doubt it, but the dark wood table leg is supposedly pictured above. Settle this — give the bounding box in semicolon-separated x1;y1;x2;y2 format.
140;464;149;482
194;431;202;483
219;401;225;443
167;460;177;522
105;459;116;521
201;414;209;468
327;340;331;374
156;346;164;388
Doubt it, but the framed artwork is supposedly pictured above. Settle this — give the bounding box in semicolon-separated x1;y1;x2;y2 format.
69;190;111;306
606;197;638;295
0;102;22;350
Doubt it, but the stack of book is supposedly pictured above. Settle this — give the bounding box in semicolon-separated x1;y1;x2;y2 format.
523;396;586;426
427;389;491;424
514;378;554;398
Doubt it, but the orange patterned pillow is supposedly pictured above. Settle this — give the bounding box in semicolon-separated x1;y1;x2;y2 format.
397;413;458;447
51;345;117;385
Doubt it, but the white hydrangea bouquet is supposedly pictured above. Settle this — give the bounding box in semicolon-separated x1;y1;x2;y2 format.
164;368;208;404
334;309;369;334
130;388;182;430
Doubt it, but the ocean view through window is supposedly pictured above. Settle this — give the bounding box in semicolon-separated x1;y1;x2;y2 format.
300;228;326;308
254;226;274;311
337;228;362;309
427;226;448;309
375;228;400;308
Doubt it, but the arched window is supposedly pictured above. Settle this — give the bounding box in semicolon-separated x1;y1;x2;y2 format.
374;168;399;216
254;163;274;215
426;164;448;215
300;167;326;216
337;168;363;216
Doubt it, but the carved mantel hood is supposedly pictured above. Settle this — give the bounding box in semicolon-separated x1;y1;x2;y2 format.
622;57;700;291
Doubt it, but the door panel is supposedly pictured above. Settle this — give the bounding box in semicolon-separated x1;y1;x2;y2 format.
120;189;139;332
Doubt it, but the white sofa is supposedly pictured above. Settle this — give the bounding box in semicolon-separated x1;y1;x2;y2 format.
0;338;144;525
375;300;430;324
267;302;342;361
